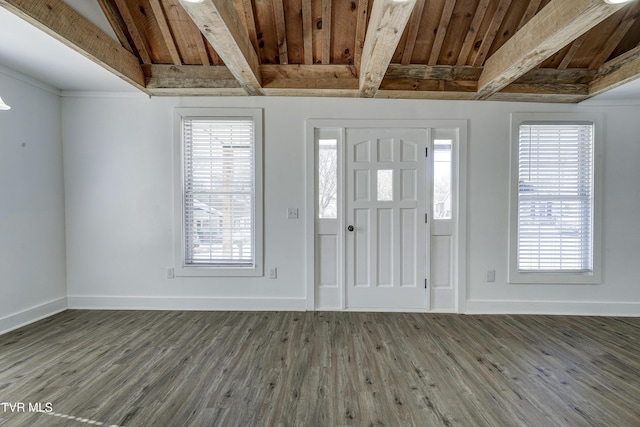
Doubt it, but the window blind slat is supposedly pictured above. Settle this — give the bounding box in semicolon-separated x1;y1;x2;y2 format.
517;124;593;272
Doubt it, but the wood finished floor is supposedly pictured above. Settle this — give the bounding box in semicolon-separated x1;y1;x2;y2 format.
0;311;639;427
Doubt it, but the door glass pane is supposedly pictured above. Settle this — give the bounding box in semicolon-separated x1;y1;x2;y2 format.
434;139;452;219
377;169;393;201
318;139;338;218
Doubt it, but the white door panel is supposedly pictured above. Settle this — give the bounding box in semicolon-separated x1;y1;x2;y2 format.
345;128;429;310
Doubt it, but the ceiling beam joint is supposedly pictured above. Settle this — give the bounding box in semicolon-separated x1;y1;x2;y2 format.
475;0;627;100
359;0;417;98
178;0;264;96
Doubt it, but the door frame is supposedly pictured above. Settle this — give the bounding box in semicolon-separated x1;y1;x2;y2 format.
305;119;468;312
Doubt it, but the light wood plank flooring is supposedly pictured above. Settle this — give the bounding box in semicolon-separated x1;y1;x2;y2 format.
0;311;639;426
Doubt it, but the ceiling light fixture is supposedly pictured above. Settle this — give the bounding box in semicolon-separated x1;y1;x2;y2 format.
603;0;633;4
182;0;205;3
0;96;10;110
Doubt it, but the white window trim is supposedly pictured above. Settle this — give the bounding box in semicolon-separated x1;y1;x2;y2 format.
508;113;602;285
173;108;263;277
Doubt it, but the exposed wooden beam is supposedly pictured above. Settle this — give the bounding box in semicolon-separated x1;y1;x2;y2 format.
515;0;543;32
589;44;640;98
144;64;240;89
428;0;457;66
149;0;182;65
588;4;639;70
272;0;289;64
264;88;360;97
382;65;592;99
514;67;595;85
353;0;369;71
194;34;212;66
471;0;511;66
240;0;260;55
456;0;490;66
178;0;264;96
0;0;146;92
558;35;587;70
488;92;588;103
380;79;477;93
302;0;313;64
148;87;248;96
359;0;417;98
321;0;332;65
97;0;134;54
385;64;482;81
376;90;476;100
113;0;152;64
262;64;358;89
401;0;425;65
476;0;627;100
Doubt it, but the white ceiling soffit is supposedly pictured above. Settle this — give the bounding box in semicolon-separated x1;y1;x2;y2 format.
0;2;140;94
586;78;640;102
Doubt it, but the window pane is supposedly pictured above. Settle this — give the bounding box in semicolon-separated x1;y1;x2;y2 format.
434;139;452;219
377;170;393;201
318;139;338;219
183;118;255;267
517;124;593;272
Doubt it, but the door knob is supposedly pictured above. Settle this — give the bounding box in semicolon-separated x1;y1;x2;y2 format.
347;225;354;232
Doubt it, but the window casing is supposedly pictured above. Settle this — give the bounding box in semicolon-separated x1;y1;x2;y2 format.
174;108;263;277
509;113;601;284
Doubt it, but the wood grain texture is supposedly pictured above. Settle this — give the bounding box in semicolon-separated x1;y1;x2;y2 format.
456;0;489;66
1;311;639;426
588;4;640;70
321;0;332;65
476;0;625;100
149;0;182;65
428;0;456;66
400;0;424;65
589;44;640;98
272;0;289;64
161;0;212;65
113;0;152;64
301;0;313;64
97;0;135;54
359;0;417;97
353;0;369;71
471;0;511;67
178;0;264;95
4;0;639;102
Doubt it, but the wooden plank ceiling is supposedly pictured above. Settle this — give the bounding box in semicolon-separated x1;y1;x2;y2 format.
2;0;640;102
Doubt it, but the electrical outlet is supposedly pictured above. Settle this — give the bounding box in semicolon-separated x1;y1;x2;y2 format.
167;267;175;279
287;208;299;219
269;268;277;279
486;269;496;283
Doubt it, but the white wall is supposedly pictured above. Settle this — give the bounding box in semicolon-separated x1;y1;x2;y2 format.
61;95;640;315
0;69;67;333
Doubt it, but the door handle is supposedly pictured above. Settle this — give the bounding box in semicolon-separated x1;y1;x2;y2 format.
347;225;354;232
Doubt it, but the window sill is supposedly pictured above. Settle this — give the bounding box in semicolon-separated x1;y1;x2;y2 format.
508;270;600;285
175;265;264;278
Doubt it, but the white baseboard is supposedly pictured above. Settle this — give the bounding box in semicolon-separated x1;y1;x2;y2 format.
67;295;307;311
465;300;640;316
0;297;68;335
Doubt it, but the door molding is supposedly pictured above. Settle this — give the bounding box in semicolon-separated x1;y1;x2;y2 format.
305;119;468;312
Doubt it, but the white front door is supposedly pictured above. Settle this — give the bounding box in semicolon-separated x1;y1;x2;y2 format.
345;128;429;310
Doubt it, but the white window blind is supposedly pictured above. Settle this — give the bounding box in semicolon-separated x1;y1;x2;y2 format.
182;117;255;267
517;123;593;273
